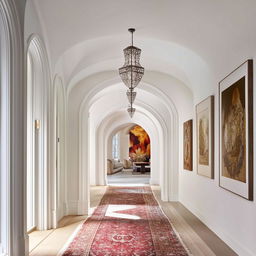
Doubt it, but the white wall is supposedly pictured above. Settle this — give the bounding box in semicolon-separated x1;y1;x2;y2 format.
25;2;68;228
54;76;67;223
105;127;130;169
118;127;130;162
25;0;53;75
179;59;256;256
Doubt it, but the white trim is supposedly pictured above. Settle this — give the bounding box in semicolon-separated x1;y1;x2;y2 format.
0;0;28;255
65;201;79;215
26;34;51;230
52;74;67;227
0;4;11;255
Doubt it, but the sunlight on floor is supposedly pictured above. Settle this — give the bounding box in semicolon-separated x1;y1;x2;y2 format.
106;205;141;220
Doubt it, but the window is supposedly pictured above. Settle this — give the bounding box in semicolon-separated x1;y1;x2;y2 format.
112;133;120;159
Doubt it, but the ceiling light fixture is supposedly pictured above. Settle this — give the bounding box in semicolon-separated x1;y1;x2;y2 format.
127;105;136;118
126;90;137;105
119;28;144;118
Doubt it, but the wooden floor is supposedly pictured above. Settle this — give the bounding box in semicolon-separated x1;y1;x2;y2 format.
29;186;236;256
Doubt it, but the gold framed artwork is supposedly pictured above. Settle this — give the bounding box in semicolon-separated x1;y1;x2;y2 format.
219;59;253;200
196;96;214;178
183;119;193;171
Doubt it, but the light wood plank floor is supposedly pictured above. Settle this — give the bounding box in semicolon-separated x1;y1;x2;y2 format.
29;186;236;256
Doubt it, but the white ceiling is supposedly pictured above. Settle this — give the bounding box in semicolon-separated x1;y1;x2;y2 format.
31;0;256;92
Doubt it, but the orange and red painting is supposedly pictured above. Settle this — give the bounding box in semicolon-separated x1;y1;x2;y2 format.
129;125;150;162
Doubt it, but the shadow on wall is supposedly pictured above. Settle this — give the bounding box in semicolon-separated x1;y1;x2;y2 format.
129;125;150;162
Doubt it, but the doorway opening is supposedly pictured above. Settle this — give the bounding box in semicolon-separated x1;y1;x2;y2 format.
26;35;50;238
26;52;36;232
107;124;151;186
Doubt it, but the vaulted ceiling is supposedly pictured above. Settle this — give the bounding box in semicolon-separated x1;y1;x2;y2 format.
31;0;256;94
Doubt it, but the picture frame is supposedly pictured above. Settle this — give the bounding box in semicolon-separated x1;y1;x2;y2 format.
219;59;253;200
196;96;214;178
183;119;193;171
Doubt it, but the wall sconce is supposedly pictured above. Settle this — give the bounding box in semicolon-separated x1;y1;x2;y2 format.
35;120;40;130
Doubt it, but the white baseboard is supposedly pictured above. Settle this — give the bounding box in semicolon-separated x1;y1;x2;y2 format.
24;233;29;256
77;200;89;215
66;200;89;215
169;194;179;202
65;201;79;215
181;199;255;256
57;203;66;222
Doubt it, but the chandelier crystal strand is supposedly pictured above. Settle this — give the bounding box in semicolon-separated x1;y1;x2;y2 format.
127;105;136;118
126;89;136;104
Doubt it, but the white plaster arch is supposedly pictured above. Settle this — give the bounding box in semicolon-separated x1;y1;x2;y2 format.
77;80;180;214
26;34;51;230
0;4;12;254
92;99;173;199
51;74;67;228
97;111;162;188
0;0;27;254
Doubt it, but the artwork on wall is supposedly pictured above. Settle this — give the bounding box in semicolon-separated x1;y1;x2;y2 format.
129;125;150;162
196;96;214;178
219;59;253;200
183;119;193;171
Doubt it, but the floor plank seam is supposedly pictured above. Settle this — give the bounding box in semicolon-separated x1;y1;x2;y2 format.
29;229;55;254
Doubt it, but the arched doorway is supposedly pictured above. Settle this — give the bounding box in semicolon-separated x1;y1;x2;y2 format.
94;108;163;189
26;35;50;231
52;75;67;227
106;124;151;186
74;81;179;215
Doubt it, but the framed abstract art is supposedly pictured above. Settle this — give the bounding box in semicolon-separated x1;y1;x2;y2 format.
219;60;253;200
196;96;214;178
183;119;193;171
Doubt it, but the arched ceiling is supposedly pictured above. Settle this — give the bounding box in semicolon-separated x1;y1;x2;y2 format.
89;83;171;129
31;0;256;94
56;36;210;93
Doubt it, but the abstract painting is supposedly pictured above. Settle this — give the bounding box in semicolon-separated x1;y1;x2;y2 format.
219;60;253;200
129;125;150;162
196;96;214;178
183;119;193;171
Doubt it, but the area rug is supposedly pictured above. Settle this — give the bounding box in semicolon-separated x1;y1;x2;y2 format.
60;187;190;256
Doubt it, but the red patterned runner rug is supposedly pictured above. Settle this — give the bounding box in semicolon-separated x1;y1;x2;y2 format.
60;187;190;256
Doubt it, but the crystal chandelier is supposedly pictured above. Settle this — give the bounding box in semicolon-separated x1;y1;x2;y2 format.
126;90;136;104
119;28;144;117
127;106;136;118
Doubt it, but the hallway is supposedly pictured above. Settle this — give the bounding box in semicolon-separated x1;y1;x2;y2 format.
29;186;236;256
1;0;256;255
